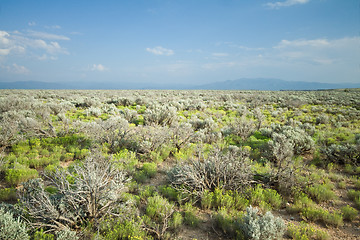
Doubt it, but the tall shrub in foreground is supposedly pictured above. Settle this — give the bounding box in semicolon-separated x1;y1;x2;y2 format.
168;146;253;198
19;151;129;232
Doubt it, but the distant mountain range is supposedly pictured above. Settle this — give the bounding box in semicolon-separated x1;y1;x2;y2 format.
195;78;360;91
0;78;359;90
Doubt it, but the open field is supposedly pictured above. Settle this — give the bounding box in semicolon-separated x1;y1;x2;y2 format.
0;89;359;240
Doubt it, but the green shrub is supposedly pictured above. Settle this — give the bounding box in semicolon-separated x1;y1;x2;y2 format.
347;189;360;200
183;202;199;227
249;185;282;210
344;164;354;174
40;149;50;156
134;162;157;183
347;189;360;208
171;212;183;229
301;207;343;227
337;180;347;189
5;167;38;186
113;149;138;173
146;195;174;222
233;191;250;211
287;222;329;240
307;184;336;203
0;208;29;240
103;219;148;240
214;207;237;236
322;210;343;227
142;162;157;178
60;152;74;162
354;179;360;189
201;190;214;210
212;188;235;210
263;188;283;209
133;170;148;183
0;188;17;202
16;156;30;166
341;205;358;221
159;185;179;202
287;193;315;213
301;207;324;222
33;229;55;240
139;185;156;201
249;185;265;206
143;195;175;239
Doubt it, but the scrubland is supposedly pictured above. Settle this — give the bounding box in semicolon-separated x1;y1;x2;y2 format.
0;89;359;239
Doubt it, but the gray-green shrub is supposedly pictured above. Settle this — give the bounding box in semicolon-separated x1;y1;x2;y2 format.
240;206;285;240
0;208;29;240
19;151;128;231
168;146;253;197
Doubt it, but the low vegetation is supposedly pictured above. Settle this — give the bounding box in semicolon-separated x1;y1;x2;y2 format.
0;89;359;239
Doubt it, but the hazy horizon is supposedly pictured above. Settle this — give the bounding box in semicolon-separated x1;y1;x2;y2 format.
1;0;359;87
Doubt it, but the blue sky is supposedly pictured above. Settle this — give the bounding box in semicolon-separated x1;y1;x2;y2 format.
0;0;359;86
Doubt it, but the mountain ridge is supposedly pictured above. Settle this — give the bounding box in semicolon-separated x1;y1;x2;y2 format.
195;78;360;90
0;78;359;90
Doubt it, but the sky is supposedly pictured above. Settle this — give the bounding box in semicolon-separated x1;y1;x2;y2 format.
0;0;359;86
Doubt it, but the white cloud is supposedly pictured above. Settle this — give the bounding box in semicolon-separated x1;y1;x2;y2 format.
275;39;330;48
198;36;359;83
0;31;13;57
2;63;30;74
0;48;11;56
146;46;174;56
272;37;360;64
0;29;69;60
0;31;10;45
27;30;70;40
90;64;108;72
265;0;310;9
29;39;67;55
28;21;36;26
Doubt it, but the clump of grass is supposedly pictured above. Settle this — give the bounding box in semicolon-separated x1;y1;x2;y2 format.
287;222;329;240
0;188;17;202
159;185;179;202
182;202;199;227
287;192;315;214
142;162;157;178
5;165;39;186
134;162;157;183
301;207;343;227
347;190;360;208
171;212;183;230
201;190;214;210
344;164;354;174
138;185;156;201
337;180;347;189
341;205;358;221
307;184;336;203
249;185;283;211
354;178;360;190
